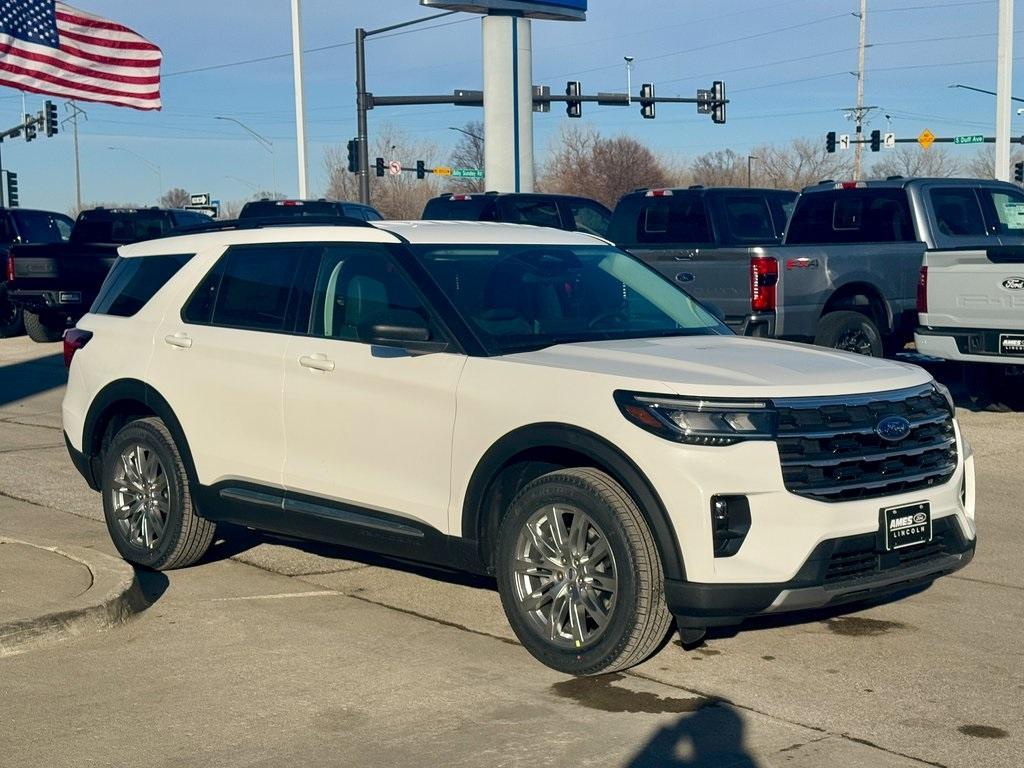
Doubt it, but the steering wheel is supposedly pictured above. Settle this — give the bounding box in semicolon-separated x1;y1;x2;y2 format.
588;310;629;329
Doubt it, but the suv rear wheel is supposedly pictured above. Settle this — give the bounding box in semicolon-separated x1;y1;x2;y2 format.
815;310;883;357
101;417;215;570
23;310;64;343
495;468;673;675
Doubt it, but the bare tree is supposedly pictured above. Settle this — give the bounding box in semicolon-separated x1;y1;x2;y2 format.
449;120;485;193
964;145;1024;179
539;124;671;207
689;149;747;187
159;187;190;208
754;139;855;190
869;146;961;179
324;123;442;218
219;200;243;219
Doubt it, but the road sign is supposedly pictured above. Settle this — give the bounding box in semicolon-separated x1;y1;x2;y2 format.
954;134;985;145
839;134;850;150
388;160;402;176
884;132;896;149
433;166;453;176
918;129;935;150
452;168;484;179
185;204;218;218
189;192;210;206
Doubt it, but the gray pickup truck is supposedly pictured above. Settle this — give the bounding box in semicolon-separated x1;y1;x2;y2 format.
609;178;1024;356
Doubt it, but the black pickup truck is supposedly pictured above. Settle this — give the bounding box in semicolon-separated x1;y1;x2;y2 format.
0;207;75;337
8;207;210;341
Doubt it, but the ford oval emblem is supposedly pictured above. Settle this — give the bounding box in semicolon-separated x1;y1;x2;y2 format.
1002;277;1024;291
875;416;912;442
675;272;696;283
913;512;928;524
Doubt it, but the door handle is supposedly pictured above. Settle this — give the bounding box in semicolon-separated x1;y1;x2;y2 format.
673;249;698;261
164;332;192;349
299;354;335;372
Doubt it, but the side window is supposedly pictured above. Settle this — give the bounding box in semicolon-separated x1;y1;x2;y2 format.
91;254;193;317
505;199;562;229
307;246;439;344
931;188;987;237
567;201;611;237
984;188;1024;236
183;244;304;331
635;195;713;245
722;195;776;242
55;216;73;241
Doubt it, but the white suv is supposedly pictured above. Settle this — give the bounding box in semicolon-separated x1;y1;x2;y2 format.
62;219;977;675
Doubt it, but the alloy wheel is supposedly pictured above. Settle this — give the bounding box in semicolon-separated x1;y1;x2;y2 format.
111;443;170;550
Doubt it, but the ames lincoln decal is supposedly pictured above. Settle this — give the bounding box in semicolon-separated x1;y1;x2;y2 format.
1001;277;1024;291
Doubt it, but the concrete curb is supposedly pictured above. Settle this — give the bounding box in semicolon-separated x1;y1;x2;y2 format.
0;537;145;658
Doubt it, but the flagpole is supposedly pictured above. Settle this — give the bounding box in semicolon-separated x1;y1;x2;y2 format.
291;0;309;198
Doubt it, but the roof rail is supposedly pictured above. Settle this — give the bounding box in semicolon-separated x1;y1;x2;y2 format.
171;215;373;236
886;175;905;181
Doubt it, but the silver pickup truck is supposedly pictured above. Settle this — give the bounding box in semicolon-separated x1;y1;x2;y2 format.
609;178;1024;356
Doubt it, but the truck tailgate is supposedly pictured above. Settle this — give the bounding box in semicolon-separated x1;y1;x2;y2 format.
922;247;1024;331
9;243;117;293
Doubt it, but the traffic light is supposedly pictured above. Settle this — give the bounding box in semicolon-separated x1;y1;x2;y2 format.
565;80;582;119
869;129;881;152
23;114;35;142
347;138;360;173
44;100;58;137
711;80;726;124
1015;161;1023;183
6;172;18;207
639;83;655;120
375;157;385;177
826;131;837;153
416;160;426;180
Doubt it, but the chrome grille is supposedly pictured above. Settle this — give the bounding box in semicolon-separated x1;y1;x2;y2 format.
775;385;958;502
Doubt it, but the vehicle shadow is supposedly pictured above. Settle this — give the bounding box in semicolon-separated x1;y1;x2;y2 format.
0;352;66;407
904;357;1023;412
202;523;497;591
624;706;760;767
128;567;170;612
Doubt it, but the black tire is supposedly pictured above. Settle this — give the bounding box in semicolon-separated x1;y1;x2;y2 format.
814;310;883;357
0;286;24;338
23;310;64;343
101;417;215;570
495;468;673;675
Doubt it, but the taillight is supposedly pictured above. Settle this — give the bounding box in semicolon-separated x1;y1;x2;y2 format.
917;266;928;314
4;251;13;283
750;256;778;312
63;328;92;369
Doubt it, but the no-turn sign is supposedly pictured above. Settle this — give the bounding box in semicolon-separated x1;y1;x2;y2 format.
388;160;402;176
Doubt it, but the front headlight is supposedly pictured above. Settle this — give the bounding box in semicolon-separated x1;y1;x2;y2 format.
615;391;776;446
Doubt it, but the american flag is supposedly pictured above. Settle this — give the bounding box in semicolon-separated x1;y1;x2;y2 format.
0;1;161;111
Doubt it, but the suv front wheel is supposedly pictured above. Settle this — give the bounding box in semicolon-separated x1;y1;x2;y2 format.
495;468;673;675
101;417;216;570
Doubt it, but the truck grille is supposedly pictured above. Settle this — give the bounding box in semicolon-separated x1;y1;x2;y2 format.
775;385;957;502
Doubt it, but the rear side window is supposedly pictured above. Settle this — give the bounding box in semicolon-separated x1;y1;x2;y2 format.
566;200;611;237
721;195;777;242
422;196;498;221
91;254;193;317
786;190;915;244
182;244;304;332
930;188;986;237
11;210;75;244
985;188;1024;236
73;211;174;244
635;194;713;245
504;199;562;229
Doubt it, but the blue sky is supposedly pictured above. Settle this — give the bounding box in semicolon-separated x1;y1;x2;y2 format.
1;0;1021;212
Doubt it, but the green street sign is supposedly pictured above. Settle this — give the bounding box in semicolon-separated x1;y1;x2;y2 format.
452;168;484;179
954;134;985;145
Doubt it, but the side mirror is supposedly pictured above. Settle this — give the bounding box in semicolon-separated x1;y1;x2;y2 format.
362;310;431;345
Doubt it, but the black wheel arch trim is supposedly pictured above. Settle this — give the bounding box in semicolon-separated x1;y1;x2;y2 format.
461;422;686;581
81;378;199;492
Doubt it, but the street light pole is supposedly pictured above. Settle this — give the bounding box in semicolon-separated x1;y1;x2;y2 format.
216;116;277;194
107;146;161;203
995;0;1014;181
355;11;458;205
747;155;758;188
291;0;309;198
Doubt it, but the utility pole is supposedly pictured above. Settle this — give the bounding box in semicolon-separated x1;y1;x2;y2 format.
66;101;86;211
995;0;1014;181
291;0;309;198
853;0;868;180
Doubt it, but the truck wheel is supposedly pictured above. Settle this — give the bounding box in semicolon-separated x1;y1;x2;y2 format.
815;311;883;357
0;289;23;337
23;311;64;343
495;468;673;676
101;417;216;570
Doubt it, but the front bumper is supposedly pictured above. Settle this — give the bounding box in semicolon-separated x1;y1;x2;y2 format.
915;326;1024;364
667;514;974;627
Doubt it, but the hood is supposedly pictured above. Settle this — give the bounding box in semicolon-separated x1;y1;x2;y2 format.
502;335;932;398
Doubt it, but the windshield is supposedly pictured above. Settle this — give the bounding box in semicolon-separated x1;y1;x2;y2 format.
411;244;728;354
73;211;173;244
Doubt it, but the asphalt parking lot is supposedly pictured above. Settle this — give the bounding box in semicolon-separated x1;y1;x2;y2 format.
1;335;1021;768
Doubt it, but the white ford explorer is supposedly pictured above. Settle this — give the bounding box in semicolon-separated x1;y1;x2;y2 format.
62;218;976;675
